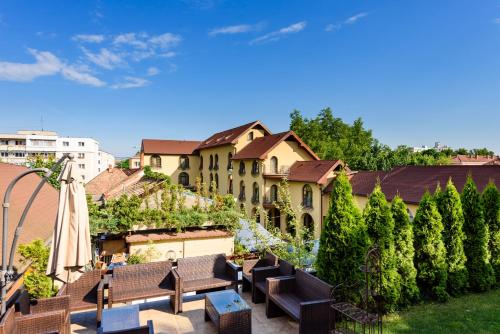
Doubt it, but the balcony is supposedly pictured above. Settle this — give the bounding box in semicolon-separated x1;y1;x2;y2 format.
263;196;277;208
262;165;291;178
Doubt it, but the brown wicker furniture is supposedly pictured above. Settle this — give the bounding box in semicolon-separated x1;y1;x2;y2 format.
241;252;278;292
204;290;251;334
251;259;294;303
266;269;332;334
57;269;104;323
108;261;179;314
0;306;16;334
174;254;239;313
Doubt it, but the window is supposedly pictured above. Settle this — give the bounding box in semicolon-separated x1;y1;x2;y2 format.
214;154;219;170
0;152;8;157
268;208;281;229
81;175;85;180
209;155;214;170
227;153;233;170
209;173;214;191
78;153;85;159
303;214;314;237
150;155;162;168
180;155;189;169
14;152;25;157
228;178;233;194
98;168;101;172
15;140;23;146
98;160;101;164
199;156;204;170
215;173;219;190
238;161;246;175
270;185;278;202
78;164;86;169
247;131;254;141
251;160;259;175
200;173;204;184
270;156;278;174
78;142;85;147
63;141;69;147
302;184;313;208
252;182;259;204
179;172;189;187
0;140;8;145
134;161;140;168
239;181;246;201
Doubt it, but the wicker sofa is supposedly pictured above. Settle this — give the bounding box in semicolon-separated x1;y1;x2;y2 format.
241;252;278;292
266;269;332;334
173;254;239;313
108;261;179;314
0;306;16;334
251;259;294;303
57;269;104;323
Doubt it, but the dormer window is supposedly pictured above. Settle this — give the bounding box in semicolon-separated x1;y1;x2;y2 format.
247;131;254;141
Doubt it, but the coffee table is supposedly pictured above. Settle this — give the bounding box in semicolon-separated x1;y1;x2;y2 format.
205;290;252;334
100;304;140;333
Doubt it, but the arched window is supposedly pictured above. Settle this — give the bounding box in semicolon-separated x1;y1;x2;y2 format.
252;208;260;224
239;180;246;201
209;155;214;170
199;156;203;170
270;156;278;174
209;173;214;191
303;213;314;236
215;173;219;190
239;161;246;175
268;208;281;230
180;155;189;169
200;173;203;184
251;160;259;175
303;184;313;208
227;153;233;170
270;184;278;202
247;131;254;141
252;182;259;204
214;154;219;170
150;155;161;168
286;214;295;236
179;172;189;186
228;178;233;194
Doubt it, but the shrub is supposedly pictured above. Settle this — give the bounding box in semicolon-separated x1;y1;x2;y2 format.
435;179;468;295
461;176;495;291
391;196;419;306
316;171;369;287
413;192;449;301
482;181;500;285
363;185;401;311
127;253;147;265
24;271;57;299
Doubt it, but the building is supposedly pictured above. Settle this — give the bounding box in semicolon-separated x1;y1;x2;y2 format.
140;121;347;238
451;154;500;166
346;165;500;218
129;155;141;169
0;130;115;183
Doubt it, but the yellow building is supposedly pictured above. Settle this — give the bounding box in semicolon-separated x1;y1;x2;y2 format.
140;121;348;238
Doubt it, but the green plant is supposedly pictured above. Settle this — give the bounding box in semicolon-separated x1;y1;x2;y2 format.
24;271;57;299
482;181;500;285
413;192;449;302
127;253;147;265
27;155;62;189
316;171;369;287
391;196;419;306
363;184;401;312
462;176;495;291
435;179;468;295
143;165;172;183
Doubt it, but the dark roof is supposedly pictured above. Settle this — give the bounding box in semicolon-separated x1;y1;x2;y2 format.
232;131;319;161
85;168;139;197
197;121;271;150
349;165;500;204
0;163;58;270
141;139;201;155
287;160;344;184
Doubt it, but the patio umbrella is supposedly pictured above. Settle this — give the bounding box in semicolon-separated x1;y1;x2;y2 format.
46;159;92;283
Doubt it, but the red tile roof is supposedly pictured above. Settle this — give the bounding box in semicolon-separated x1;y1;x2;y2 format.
141;139;202;155
85;168;139;197
452;155;499;165
348;165;500;204
232;131;319;161
197;121;272;150
286;160;344;184
0;163;58;270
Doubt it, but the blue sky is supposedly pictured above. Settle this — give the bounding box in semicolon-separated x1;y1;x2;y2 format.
0;0;499;157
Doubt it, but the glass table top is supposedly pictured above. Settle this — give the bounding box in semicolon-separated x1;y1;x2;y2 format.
206;290;251;315
101;304;140;332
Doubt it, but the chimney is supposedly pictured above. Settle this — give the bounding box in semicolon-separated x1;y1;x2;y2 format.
108;165;113;173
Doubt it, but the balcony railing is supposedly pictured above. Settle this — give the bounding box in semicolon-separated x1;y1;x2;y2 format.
262;165;291;176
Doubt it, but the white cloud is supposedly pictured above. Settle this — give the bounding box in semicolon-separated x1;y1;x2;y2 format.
81;47;124;70
149;33;182;49
325;23;339;32
250;21;306;45
0;49;105;87
147;67;160;76
494;18;500;24
73;34;105;43
325;12;369;32
111;76;149;89
113;33;148;49
160;51;177;58
209;24;261;36
345;12;369;24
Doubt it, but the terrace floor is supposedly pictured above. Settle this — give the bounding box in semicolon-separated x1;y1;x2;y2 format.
70;290;299;334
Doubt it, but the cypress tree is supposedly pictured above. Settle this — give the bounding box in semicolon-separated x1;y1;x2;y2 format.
413;192;449;301
435;179;468;295
461;176;495;291
481;181;500;285
363;185;401;311
391;196;419;306
317;171;369;287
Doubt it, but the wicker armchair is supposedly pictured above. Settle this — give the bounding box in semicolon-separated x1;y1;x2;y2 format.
173;254;239;313
108;261;179;314
15;291;71;334
241;252;278;292
266;269;332;334
57;269;104;323
0;306;17;334
251;259;294;303
98;320;154;334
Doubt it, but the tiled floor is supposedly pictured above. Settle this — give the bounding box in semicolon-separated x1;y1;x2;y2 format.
70;291;299;334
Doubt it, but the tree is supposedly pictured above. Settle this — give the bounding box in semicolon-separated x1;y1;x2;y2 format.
27;154;62;189
435;179;468;295
461;176;495;291
316;171;369;287
481;181;500;285
391;196;419;306
363;185;401;311
413;192;449;301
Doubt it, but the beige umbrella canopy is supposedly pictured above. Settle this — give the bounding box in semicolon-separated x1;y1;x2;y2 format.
46;159;92;283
